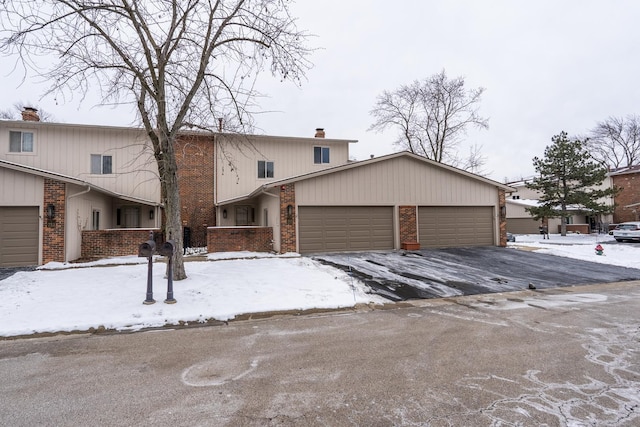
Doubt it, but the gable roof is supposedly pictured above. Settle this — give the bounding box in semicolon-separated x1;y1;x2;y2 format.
0;159;159;206
219;151;515;205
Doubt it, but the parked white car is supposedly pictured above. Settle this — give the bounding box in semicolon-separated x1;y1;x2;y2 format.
612;222;640;242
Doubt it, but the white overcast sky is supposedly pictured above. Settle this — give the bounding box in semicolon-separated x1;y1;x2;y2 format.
3;0;640;183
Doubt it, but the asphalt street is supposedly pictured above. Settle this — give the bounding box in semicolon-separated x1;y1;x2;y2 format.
314;247;640;300
1;281;639;426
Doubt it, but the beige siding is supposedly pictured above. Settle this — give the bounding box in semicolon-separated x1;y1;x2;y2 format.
1;122;160;202
216;135;350;201
0;167;44;206
296;156;497;206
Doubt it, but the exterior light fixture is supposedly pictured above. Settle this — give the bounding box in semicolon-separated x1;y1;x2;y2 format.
223;209;227;219
46;204;55;220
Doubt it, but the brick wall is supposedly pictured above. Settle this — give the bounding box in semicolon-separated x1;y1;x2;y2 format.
175;134;216;247
81;229;162;260
613;173;640;223
399;206;418;243
43;178;66;263
279;184;297;253
207;227;273;252
498;189;507;247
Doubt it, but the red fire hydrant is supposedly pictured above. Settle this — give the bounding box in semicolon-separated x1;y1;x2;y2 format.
595;244;604;256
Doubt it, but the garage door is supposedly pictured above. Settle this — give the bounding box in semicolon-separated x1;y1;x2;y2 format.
0;206;39;267
299;206;394;253
507;218;540;234
418;206;494;248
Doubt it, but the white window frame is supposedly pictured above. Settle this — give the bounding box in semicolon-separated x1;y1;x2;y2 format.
314;146;330;164
91;154;113;175
257;160;274;179
92;209;100;230
8;130;35;153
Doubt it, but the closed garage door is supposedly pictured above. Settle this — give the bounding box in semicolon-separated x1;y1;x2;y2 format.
0;206;39;267
507;218;540;234
299;206;394;253
419;206;494;248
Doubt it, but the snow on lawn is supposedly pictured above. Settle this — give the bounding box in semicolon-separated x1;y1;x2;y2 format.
2;233;639;338
0;255;386;337
509;233;640;269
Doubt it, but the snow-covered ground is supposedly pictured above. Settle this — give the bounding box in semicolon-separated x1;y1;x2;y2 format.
1;233;637;337
510;232;640;269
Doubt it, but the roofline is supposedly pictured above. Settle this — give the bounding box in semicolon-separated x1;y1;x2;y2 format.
257;151;515;192
0;159;160;206
0;119;358;144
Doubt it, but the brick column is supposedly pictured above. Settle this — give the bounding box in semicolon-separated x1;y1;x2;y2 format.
43;178;66;263
280;184;297;253
498;189;507;247
399;206;418;243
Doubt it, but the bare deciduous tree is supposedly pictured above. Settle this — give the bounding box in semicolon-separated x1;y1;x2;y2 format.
368;69;489;171
0;0;311;279
0;103;55;121
588;115;640;169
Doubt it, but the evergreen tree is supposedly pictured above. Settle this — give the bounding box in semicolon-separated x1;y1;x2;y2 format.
526;131;617;236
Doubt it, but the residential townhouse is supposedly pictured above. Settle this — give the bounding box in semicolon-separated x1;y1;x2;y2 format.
505;177;616;235
1;109;513;267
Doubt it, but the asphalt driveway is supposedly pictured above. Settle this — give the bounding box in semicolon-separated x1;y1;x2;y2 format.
314;246;640;301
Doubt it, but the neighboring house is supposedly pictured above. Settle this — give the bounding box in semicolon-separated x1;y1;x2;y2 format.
1;109;513;267
609;165;640;223
505;178;615;235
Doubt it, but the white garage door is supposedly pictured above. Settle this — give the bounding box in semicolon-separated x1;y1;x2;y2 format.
298;206;394;253
0;206;39;267
418;206;494;248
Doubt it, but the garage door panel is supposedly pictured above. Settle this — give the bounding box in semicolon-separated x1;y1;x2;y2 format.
0;206;39;267
299;206;393;253
419;206;494;248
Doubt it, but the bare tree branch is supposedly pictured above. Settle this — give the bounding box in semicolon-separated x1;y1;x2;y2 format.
588;115;640;169
369;69;488;170
1;0;312;279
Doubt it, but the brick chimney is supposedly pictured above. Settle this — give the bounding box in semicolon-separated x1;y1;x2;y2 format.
314;128;325;138
21;107;40;122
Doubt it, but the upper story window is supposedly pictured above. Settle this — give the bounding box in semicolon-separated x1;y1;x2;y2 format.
9;130;34;153
314;146;330;164
91;154;113;174
258;160;274;178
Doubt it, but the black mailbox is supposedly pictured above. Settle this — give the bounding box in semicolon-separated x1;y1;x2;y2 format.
138;240;156;258
157;240;175;257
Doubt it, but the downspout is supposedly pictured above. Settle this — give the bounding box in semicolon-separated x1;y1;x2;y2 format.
67;184;91;199
65;185;91;263
213;133;218;225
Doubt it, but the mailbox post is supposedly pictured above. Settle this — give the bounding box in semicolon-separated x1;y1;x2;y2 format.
139;231;157;305
158;240;176;304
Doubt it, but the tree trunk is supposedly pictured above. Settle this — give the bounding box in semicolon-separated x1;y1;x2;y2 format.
160;136;187;280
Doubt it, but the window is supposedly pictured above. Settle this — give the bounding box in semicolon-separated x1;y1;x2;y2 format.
257;160;274;178
236;206;255;225
92;210;100;230
314;146;330;164
9;131;34;153
91;154;113;174
123;207;140;228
